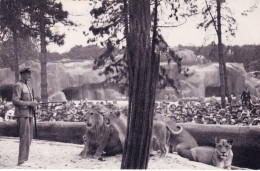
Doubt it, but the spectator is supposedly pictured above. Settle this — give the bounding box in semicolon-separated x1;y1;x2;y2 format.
5;106;15;121
197;114;204;124
0;105;5;119
216;114;221;125
204;116;210;124
208;114;216;124
221;118;227;125
241;87;251;106
242;117;249;126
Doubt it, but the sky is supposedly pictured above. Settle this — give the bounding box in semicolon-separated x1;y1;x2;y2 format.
47;0;260;53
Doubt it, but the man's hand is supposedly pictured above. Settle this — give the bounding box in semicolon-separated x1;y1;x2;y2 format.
29;100;38;107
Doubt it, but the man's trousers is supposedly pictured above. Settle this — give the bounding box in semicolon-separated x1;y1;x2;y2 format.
17;117;33;164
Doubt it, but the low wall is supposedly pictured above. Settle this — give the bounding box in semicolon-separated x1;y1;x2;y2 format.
0;121;86;144
178;123;260;170
0;122;259;169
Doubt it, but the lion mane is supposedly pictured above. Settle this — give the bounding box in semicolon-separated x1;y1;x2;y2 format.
79;107;122;160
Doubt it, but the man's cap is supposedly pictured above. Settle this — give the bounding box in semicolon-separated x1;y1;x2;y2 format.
216;114;222;118
19;67;31;74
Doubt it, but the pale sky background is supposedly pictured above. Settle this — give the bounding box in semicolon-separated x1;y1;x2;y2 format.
48;0;260;53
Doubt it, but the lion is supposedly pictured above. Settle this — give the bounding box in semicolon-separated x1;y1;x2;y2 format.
79;107;123;160
154;115;198;155
103;111;183;158
183;138;233;169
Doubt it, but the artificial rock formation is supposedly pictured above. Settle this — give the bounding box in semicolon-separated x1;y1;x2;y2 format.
0;53;259;101
0;60;123;100
176;62;260;98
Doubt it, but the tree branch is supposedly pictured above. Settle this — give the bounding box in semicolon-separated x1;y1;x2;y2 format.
205;0;218;33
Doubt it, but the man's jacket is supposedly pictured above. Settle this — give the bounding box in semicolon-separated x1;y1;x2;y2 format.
12;80;34;118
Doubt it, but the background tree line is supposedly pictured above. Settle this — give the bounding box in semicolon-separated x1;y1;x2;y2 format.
178;44;260;71
2;42;259;72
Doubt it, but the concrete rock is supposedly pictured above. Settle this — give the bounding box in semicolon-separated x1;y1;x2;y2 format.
0;59;259;101
161;62;260;98
48;91;67;102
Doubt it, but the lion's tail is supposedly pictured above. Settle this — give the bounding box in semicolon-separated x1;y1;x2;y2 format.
177;148;194;161
166;125;183;135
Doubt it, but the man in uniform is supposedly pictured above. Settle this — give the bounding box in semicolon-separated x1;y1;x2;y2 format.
12;67;38;166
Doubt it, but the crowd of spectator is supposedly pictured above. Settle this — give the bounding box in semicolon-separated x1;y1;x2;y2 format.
1;96;260;126
0;98;15;122
34;100;122;122
154;96;260;126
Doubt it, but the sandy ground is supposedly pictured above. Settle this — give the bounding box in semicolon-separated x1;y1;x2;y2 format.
0;136;219;170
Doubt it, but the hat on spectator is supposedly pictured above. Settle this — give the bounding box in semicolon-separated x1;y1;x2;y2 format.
218;109;225;115
216;114;221;119
201;107;208;113
242;118;249;123
237;109;242;113
19;67;31;74
169;103;176;110
230;119;236;124
241;111;247;116
55;106;63;111
196;110;201;115
204;116;210;119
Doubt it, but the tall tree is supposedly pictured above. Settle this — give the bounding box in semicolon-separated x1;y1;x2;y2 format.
24;0;73;106
216;0;227;107
86;0;197;168
197;0;258;107
87;0;196;96
121;0;158;168
197;0;234;107
0;36;39;68
0;0;28;82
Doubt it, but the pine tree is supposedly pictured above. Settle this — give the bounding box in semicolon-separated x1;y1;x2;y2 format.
0;0;29;82
23;0;73;106
87;0;197;95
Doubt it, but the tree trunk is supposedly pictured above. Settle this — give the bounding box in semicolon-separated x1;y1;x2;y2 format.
217;0;226;108
223;62;231;103
13;30;19;82
121;0;160;169
40;14;48;108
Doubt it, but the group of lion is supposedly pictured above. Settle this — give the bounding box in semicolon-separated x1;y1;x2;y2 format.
79;105;234;169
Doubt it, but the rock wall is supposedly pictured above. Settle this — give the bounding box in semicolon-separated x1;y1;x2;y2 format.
165;62;260;98
0;60;124;100
0;57;259;101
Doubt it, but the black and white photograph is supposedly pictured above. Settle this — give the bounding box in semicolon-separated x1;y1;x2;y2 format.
0;0;260;169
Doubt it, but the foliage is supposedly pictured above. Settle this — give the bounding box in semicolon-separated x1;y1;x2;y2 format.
197;0;238;41
65;45;106;60
85;0;197;94
22;0;74;45
179;44;260;72
0;36;39;68
0;0;28;38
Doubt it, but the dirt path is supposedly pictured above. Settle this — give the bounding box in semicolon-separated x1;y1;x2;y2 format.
0;136;218;169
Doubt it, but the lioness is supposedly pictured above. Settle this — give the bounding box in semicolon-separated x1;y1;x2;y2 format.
79;107;123;160
103;111;183;157
154;115;198;155
188;138;233;169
